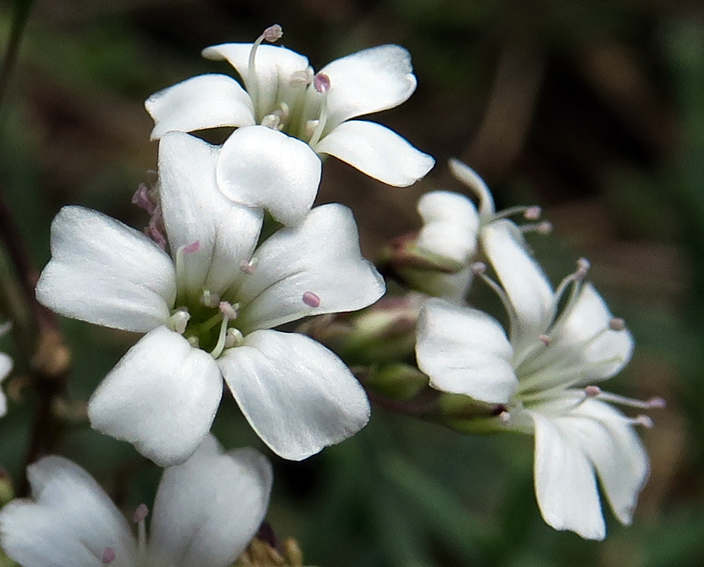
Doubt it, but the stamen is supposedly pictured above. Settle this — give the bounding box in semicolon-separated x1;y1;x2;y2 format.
524;206;542;220
133;504;148;564
240;258;258;274
187;336;200;348
609;317;626;331
261;113;282;129
314;72;331;94
225;328;244;348
302;291;321;308
131;183;156;215
584;385;602;397
493;205;541;222
101;547;116;564
168;308;190;334
199;290;221;308
219;301;239;320
247;25;283;113
520;220;553;235
470;261;486;275
498;410;511;425
289;69;313;87
308;73;331;147
539;334;551;346
592;391;666;409
635;415;654;428
575;257;590;280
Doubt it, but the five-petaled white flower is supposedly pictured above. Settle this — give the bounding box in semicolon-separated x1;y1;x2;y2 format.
0;321;12;417
146;26;435;225
416;220;659;540
0;435;272;567
36;132;384;466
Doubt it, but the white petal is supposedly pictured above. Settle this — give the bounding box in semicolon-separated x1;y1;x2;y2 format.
158;132;263;298
202;43;310;119
531;411;606;540
88;327;222;467
317;120;434;186
236;203;384;331
150;436;272;567
415;299;517;403
217;126;321;225
552;399;648;526
448;159;496;220
318;45;417;127
481;220;554;353
553;284;633;379
0;456;136;567
219;330;370;461
416;191;480;266
0;353;10;417
146;74;255;140
36;206;176;333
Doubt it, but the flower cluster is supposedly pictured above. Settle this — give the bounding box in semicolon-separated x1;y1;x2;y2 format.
0;23;661;566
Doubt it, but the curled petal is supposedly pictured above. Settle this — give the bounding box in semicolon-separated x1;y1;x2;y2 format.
88;327;223;466
36;206;176;333
315;120;435;187
217;126;321;225
219;330;370;461
0;457;136;567
146;74;255;140
236;203;384;331
318;45;417;128
317;120;434;186
150;436;272;567
416;299;517;403
481;220;554;353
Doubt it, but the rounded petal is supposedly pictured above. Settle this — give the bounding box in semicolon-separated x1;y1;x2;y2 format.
150;436;272;567
416;299;517;403
36;206;176;333
158;132;263;298
531;411;606;540
318;45;417;127
88;327;223;467
219;330;370;461
146;74;255;140
481;220;554;353
217;126;321;225
416;191;480;266
202;43;309;119
316;120;434;186
552;399;649;526
0;456;136;567
236;203;385;331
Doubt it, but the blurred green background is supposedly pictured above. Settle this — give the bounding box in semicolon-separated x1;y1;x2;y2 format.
0;0;703;566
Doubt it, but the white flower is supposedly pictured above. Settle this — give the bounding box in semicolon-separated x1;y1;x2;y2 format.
0;435;272;567
36;132;385;466
146;27;435;225
416;220;658;540
0;321;12;417
403;159;546;302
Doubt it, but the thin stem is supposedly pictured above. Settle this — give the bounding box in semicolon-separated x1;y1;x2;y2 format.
0;0;37;112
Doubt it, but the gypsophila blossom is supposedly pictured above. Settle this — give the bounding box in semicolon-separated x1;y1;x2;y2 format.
0;435;272;567
416;220;661;540
146;25;434;225
35;132;384;466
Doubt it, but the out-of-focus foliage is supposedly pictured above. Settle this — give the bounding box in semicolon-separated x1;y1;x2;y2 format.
0;0;702;565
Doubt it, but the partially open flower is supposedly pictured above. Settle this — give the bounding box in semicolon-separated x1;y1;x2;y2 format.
416;220;657;540
146;27;434;225
0;435;272;567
